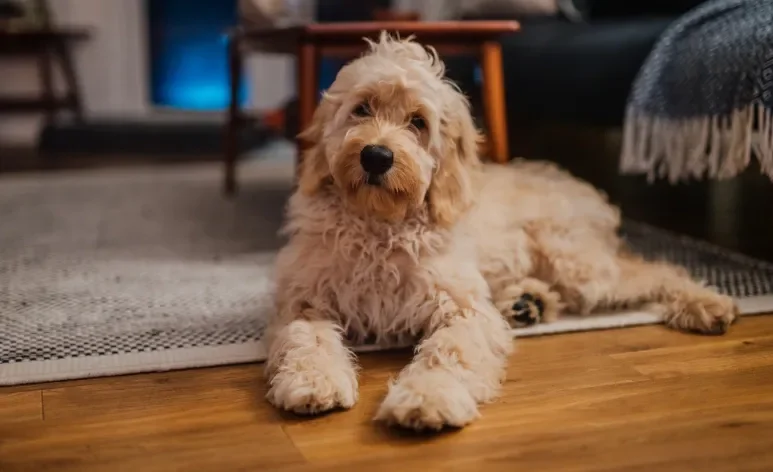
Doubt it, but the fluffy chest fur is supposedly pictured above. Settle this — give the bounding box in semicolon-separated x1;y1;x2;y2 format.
274;191;451;343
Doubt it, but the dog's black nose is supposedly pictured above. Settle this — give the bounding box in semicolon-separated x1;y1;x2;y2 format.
360;145;394;175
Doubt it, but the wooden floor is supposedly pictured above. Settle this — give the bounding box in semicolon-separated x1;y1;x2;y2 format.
0;316;772;471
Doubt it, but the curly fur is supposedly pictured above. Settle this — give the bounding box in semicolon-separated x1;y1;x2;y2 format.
265;33;738;430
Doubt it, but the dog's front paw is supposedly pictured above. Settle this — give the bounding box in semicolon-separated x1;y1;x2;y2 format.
266;362;358;415
374;370;479;431
661;291;738;335
494;278;562;328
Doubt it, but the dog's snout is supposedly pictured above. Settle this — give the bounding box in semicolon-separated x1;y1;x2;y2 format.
360;145;394;175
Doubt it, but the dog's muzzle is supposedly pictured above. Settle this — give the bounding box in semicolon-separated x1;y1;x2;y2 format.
360;145;393;183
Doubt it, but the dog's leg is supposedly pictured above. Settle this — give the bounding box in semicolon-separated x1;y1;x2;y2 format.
607;255;738;335
491;277;563;327
374;294;512;430
265;319;359;415
532;227;736;333
542;247;737;334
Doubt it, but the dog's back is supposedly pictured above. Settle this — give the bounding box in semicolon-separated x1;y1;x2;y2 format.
470;160;619;232
465;160;623;276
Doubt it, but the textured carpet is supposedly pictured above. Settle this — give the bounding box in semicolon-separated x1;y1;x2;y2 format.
2;147;772;385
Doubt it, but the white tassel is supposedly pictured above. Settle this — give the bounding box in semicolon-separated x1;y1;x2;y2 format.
753;105;773;177
620;103;773;183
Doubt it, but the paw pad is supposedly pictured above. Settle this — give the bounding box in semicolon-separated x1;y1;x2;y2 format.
512;293;544;326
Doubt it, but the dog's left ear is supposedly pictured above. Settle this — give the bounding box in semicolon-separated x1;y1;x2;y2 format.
428;92;482;228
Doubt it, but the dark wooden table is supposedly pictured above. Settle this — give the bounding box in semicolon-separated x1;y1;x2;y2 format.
0;28;89;121
223;20;519;195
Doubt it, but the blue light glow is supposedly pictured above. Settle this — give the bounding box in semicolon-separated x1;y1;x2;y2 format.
148;0;248;110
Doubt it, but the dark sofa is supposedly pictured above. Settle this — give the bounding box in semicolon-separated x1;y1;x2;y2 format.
445;0;707;130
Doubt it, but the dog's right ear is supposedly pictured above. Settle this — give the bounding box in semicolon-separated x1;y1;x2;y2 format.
297;101;333;196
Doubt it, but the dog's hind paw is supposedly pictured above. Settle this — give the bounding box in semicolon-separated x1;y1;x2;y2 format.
494;278;563;328
511;293;544;326
659;291;738;335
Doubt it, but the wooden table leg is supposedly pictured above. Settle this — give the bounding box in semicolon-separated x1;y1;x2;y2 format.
480;41;509;164
296;42;319;168
224;34;242;196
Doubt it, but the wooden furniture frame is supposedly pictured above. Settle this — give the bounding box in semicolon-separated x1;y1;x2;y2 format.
223;21;519;195
0;0;87;125
0;29;88;123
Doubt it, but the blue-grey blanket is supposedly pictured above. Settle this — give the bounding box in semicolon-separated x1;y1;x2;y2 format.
620;0;773;182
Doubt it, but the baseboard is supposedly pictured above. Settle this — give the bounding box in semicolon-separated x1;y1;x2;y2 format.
39;118;273;156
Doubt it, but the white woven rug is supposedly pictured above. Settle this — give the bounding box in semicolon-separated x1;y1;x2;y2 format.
2;145;772;385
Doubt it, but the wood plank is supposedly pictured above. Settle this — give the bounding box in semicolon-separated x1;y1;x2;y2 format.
40;365;274;423
611;334;773;378
0;414;304;472
0;390;42;424
0;367;304;472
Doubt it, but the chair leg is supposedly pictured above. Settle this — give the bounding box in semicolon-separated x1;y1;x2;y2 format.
296;42;319;169
53;37;84;123
480;41;509;164
38;45;56;125
224;34;243;196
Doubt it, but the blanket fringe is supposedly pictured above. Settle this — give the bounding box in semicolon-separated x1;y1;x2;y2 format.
620;103;773;183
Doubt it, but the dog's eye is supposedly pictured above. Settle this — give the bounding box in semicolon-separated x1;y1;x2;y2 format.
410;115;426;131
353;103;371;118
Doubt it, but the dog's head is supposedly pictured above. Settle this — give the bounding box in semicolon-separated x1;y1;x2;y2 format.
297;33;482;227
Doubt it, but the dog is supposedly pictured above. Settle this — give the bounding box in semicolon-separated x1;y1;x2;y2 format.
264;33;738;431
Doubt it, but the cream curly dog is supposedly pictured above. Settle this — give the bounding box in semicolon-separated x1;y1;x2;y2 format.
265;33;738;430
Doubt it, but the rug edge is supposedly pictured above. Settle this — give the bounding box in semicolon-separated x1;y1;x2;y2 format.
3;297;771;386
0;341;266;386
